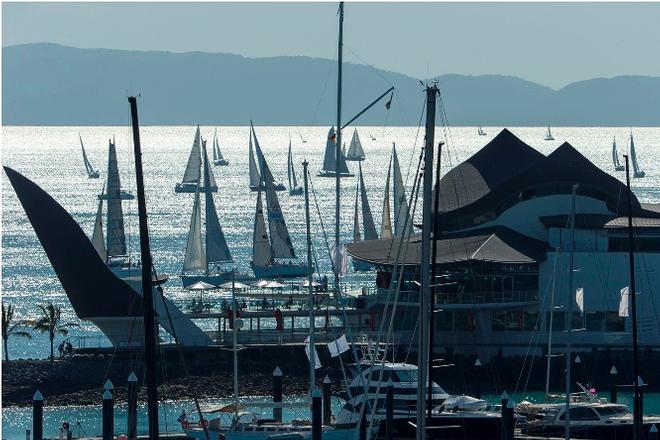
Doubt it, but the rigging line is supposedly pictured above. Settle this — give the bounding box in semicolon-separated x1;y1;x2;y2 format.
401;98;426;217
310;47;338;127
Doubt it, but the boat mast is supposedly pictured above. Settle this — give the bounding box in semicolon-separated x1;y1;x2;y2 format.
128;96;159;440
231;269;239;419
544;252;559;400
624;154;641;440
564;184;578;440
303;160;316;399
334;1;343;295
417;83;438;440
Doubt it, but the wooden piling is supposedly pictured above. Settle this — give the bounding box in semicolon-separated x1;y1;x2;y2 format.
610;365;618;403
272;366;283;422
312;388;322;440
322;375;332;425
102;389;114;440
127;372;138;440
500;391;509;440
32;390;43;440
386;382;394;440
474;358;482;399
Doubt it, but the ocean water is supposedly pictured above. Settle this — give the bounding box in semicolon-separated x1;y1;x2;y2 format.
2;125;660;361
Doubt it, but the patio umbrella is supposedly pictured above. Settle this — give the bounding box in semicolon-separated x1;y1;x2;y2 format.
265;281;285;289
185;281;216;291
254;279;270;288
302;280;321;287
218;281;250;290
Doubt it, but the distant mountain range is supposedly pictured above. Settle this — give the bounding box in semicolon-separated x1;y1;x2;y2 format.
3;43;660;126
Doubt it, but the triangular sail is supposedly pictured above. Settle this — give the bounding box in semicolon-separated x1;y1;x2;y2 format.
321;126;350;174
202;140;218;188
80;135;95;174
347;130;365;160
214;129;224;161
612;136;620;167
630;133;642;173
248;130;261;188
91;195;106;260
392;144;413;237
202;142;232;263
381;156;393;239
183;185;207;272
182;126;202;184
252;184;273;267
252;124;297;259
105;139;127;258
359;163;378;240
288;140;299;190
353;181;361;242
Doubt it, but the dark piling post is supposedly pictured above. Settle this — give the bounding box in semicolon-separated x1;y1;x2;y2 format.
273;367;283;422
474;358;482;399
32;390;43;440
386;381;394;440
102;389;114;440
26;429;30;440
312;388;322;440
649;424;658;440
639;376;645;424
575;354;582;390
506;400;515;440
127;372;138;440
500;391;509;440
359;409;367;440
322;376;332;425
610;365;618;403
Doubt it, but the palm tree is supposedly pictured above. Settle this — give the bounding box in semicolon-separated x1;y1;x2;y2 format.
31;302;79;363
2;302;32;361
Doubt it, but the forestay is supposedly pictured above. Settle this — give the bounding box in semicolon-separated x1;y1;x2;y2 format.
105;140;127;258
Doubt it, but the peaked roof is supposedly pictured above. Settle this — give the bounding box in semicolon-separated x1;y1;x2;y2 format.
438;129;544;212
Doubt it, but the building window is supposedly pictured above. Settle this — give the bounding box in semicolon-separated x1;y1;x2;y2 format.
586;312;605;331
492;311;537;332
605;312;625;332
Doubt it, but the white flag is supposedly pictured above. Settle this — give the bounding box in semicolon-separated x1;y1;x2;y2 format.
619;287;630;317
576;288;584;313
304;336;322;369
327;334;350;358
329;242;348;276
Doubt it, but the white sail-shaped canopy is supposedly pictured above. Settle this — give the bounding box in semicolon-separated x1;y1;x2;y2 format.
346;130;365;160
392;144;413;237
321;127;350;175
202;142;232;263
287;140;299;190
381;156;393;239
80;135;96;174
91;196;106;260
105;139;127;258
252;185;273;267
248;131;261;188
358;163;378;240
182;126;202;184
183;185;207;272
353;181;361;242
252;125;297;259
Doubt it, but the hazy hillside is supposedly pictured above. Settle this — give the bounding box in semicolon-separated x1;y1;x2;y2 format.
3;43;659;126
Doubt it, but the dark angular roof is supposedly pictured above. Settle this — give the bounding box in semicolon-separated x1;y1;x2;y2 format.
438;129;544;212
346;226;548;267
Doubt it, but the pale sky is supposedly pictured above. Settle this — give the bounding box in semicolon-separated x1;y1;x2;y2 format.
3;2;660;89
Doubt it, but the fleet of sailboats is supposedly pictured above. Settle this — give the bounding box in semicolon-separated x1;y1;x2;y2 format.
176;126;219;193
212;128;229;166
79;135;100;178
611;136;625;171
345;129;366;161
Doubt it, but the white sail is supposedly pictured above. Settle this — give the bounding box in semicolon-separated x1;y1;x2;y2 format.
80;135;95;174
321;126;350;174
183;184;207;272
182;126;202;184
359;163;378;240
252;125;297;259
612;136;621;167
287;139;299;190
392;144;413;237
248;130;260;188
202;142;232;263
252;185;273;267
91;196;106;260
353;181;361;242
346;130;365;160
213;129;225;161
630;133;643;174
381;156;393;239
105;139;127;258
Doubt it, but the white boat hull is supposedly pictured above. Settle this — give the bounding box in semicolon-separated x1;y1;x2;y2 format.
252;263;309;279
176;183;219;193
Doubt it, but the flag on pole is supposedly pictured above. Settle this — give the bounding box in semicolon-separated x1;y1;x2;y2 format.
304;336;322;369
329;242;348;276
576;287;584;313
327;334;350;358
619;287;630;317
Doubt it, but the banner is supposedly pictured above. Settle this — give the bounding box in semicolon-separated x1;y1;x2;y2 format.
304;336;322;369
327;334;350;358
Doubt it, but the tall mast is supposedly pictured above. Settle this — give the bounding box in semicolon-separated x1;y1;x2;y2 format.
564;184;577;440
231;270;239;419
624;154;641;440
128;96;159;440
544;252;559;400
334;1;344;295
417;83;438;440
303;160;316;398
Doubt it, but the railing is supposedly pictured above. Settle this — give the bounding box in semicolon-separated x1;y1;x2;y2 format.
369;289;538;306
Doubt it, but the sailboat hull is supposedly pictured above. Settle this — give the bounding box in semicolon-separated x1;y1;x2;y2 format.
615;165;625;171
289;187;304;196
88;171;100;179
252;262;309;279
176;183;218;193
250;183;286;192
345;156;365;162
634;171;646;178
214;159;229;166
317;170;354;178
97;190;134;200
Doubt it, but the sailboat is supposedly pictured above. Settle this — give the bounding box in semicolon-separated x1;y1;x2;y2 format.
369;133;376;141
392;143;413;237
98;137;134;200
175;126;219;193
477;126;487;136
181;142;245;288
544;125;555;141
630;133;645;178
352;163;378;271
345;129;366;161
212;128;229;166
287;138;303;196
612;136;625;171
248;128;285;191
79;135;100;178
318;126;354;177
251;124;308;278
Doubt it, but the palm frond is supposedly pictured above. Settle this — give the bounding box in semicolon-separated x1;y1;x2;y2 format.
12;331;32;339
